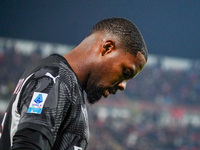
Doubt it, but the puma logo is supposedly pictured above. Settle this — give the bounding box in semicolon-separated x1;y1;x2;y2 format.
74;146;82;150
45;72;60;83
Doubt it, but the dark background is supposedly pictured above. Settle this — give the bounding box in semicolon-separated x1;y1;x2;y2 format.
0;0;200;59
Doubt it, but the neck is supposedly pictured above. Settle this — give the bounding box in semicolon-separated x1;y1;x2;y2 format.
63;33;103;89
63;37;96;89
63;50;88;89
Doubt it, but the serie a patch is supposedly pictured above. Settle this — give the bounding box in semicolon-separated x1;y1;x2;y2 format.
27;92;48;114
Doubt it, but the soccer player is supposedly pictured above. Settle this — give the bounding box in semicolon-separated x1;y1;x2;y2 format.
0;17;147;150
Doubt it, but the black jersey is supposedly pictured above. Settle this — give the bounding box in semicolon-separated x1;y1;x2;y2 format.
0;54;89;150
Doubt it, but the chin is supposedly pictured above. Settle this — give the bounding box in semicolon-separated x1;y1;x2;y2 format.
87;94;102;105
86;81;103;104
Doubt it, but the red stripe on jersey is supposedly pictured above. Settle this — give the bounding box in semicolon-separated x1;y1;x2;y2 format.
13;78;24;94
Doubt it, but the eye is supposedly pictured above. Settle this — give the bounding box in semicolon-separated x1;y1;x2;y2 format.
123;69;130;78
123;68;134;79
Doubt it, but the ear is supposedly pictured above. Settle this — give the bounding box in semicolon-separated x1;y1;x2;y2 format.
102;40;115;56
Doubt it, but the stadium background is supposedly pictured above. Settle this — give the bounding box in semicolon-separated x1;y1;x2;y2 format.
0;1;200;149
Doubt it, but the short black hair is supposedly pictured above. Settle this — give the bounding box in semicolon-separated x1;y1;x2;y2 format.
89;17;148;61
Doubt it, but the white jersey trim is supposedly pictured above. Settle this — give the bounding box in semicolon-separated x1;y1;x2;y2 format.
10;73;34;146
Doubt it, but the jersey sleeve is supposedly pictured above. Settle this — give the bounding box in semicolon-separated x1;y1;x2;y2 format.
12;67;72;150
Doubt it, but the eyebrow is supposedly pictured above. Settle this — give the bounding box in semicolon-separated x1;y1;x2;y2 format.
139;63;144;71
133;63;144;78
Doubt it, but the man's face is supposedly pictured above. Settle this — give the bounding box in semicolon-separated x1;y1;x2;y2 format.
86;50;146;104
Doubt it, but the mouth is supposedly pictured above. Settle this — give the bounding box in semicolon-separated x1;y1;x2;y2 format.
103;89;117;98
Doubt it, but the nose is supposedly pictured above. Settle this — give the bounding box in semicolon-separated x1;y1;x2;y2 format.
118;80;128;91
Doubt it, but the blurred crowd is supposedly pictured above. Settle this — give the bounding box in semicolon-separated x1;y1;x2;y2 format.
88;108;200;150
125;60;200;106
0;40;200;149
0;46;42;99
